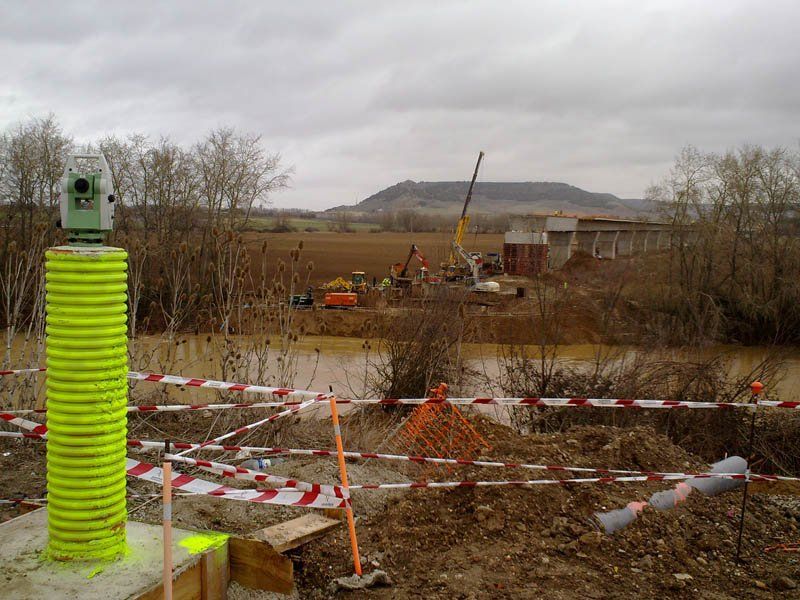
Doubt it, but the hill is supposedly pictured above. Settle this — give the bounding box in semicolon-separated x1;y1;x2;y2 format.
328;180;650;217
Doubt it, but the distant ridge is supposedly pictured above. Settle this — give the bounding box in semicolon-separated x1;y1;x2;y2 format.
328;181;650;217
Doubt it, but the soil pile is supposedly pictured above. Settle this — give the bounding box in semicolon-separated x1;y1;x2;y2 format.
1;415;798;598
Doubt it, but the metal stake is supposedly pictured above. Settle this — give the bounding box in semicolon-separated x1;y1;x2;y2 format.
735;382;764;564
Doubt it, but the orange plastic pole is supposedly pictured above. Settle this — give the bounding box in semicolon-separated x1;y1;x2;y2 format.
163;458;173;600
329;396;362;576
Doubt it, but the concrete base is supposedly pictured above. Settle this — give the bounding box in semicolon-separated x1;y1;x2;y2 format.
1;509;228;600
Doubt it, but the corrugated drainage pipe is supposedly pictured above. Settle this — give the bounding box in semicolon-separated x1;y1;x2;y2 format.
45;246;129;561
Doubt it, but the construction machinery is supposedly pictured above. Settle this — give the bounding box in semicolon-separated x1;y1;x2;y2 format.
447;151;484;268
441;151;499;293
351;271;367;293
290;287;314;309
451;241;500;293
399;244;428;278
391;244;429;282
389;244;441;296
322;271;368;294
483;252;503;276
324;292;358;309
321;277;352;292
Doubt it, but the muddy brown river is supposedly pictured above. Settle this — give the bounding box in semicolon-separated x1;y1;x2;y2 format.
3;334;798;409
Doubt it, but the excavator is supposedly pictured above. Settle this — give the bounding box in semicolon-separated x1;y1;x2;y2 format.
398;244;428;278
444;151;500;293
391;244;438;290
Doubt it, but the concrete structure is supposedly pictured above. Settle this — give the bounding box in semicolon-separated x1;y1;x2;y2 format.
2;509;229;599
507;215;671;269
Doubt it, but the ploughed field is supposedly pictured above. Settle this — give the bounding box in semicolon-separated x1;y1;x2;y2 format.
243;231;505;288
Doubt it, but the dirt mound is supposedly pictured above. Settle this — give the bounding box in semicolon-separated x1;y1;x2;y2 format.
295;418;800;599
2;415;799;598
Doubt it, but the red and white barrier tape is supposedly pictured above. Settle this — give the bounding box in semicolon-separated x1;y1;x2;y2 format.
4;395;797;417
121;397;797;412
164;453;348;498
0;412;47;434
127;371;328;401
0;431;46;440
4;367;798;410
2;400;312;416
2;430;797;484
125;371;799;409
126;458;348;509
127;371;798;409
337;397;798;409
131;438;800;484
0;493;207;505
0;367;45;377
124;438;747;480
346;471;788;491
1;398;321;442
170;397;322;458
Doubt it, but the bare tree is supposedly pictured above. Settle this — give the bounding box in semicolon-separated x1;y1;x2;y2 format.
646;144;800;344
195;127;292;232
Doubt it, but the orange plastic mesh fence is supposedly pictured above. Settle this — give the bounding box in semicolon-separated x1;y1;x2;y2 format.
392;383;490;473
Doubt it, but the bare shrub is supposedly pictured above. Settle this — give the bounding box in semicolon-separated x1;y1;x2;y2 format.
365;289;475;400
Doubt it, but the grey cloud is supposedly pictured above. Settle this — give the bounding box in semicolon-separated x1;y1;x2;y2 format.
1;0;798;207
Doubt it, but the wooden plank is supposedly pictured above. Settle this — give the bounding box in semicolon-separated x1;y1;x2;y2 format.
16;501;46;515
201;542;230;600
323;508;344;521
255;513;342;553
229;536;294;595
138;561;202;600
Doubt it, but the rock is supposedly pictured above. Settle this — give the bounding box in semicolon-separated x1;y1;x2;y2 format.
579;532;601;547
475;505;493;522
696;534;720;552
637;555;654;570
475;505;504;532
328;570;392;594
550;517;569;534
772;576;797;591
754;580;768;590
557;540;579;555
669;580;686;591
673;573;693;581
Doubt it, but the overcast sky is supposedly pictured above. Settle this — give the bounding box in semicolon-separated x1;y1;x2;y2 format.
1;1;798;209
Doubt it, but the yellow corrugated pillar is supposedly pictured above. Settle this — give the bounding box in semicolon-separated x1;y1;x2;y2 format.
45;246;129;561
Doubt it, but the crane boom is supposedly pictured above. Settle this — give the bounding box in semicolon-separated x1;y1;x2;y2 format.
448;151;484;266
